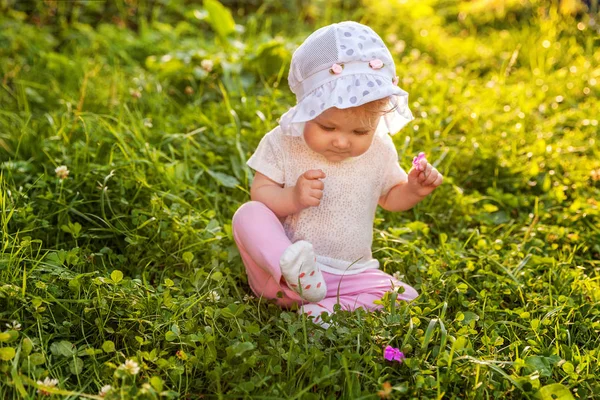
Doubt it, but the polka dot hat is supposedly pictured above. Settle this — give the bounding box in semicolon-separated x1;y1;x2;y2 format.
279;21;414;137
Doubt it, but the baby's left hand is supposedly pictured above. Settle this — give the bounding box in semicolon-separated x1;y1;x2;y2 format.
407;153;443;197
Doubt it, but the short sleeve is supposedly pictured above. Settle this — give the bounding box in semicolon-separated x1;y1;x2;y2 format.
247;127;285;184
380;134;408;197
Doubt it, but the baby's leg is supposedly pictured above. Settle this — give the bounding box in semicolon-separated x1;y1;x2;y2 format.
300;269;418;325
232;201;326;305
233;201;300;307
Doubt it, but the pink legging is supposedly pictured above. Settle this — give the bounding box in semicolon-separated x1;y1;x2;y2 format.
232;201;418;318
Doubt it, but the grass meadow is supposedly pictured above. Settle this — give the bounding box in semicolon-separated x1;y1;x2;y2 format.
1;0;599;398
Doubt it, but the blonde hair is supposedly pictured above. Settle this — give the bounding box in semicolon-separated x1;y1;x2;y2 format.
343;96;395;129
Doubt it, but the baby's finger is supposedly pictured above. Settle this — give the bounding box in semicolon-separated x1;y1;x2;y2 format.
303;169;326;180
305;196;321;207
424;168;439;186
310;179;324;190
433;173;443;187
424;163;433;178
310;189;323;200
417;163;432;183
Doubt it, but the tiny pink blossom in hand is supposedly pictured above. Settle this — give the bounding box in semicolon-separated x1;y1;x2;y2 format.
330;63;343;74
412;152;426;171
369;59;384;69
384;345;405;363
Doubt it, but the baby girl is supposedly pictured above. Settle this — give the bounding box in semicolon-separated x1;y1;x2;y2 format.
233;21;443;325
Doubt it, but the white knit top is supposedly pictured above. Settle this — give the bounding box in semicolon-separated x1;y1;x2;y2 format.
247;126;407;275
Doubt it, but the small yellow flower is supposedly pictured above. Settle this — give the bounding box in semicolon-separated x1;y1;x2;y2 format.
37;377;59;396
55;165;69;180
377;382;392;399
176;350;188;360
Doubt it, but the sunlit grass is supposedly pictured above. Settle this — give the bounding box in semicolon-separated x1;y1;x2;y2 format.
0;0;599;398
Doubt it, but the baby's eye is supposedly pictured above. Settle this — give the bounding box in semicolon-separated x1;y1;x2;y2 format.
354;130;370;135
319;125;335;131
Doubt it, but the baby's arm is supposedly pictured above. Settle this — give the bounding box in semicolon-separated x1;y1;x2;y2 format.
379;157;443;212
251;170;325;218
378;182;426;212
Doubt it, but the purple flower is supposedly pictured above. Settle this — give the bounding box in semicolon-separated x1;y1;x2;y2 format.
412;152;426;171
383;345;405;363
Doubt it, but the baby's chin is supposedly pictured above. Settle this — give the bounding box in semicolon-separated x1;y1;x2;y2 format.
323;150;354;162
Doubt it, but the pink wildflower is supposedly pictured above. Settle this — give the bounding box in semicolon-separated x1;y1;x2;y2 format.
412;152;426;171
383;345;405;362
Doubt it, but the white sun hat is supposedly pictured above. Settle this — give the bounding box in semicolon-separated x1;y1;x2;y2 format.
279;21;414;137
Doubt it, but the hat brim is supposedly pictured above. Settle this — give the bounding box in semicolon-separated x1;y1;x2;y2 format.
280;73;414;137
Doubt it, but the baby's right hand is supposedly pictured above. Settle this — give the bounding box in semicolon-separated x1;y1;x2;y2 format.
293;169;325;209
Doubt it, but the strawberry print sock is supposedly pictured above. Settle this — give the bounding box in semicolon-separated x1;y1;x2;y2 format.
279;241;327;302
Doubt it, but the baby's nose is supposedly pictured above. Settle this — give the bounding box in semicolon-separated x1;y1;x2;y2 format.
332;136;350;149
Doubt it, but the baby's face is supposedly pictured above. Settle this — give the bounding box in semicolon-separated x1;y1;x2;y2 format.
303;106;380;162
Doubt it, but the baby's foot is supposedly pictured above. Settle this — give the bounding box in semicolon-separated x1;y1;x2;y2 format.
280;241;327;302
299;304;331;329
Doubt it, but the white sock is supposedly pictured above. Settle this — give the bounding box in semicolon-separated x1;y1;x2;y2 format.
279;241;327;302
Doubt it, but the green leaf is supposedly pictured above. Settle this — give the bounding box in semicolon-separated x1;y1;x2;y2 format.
537;383;575;400
525;355;554;378
150;376;163;392
461;311;480;325
46;250;67;266
182;251;194;265
227;341;255;358
206;169;240;188
50;340;75;357
165;331;178;342
562;362;575;374
0;347;16;360
421;318;438;351
204;0;235;42
110;270;123;283
21;338;33;356
0;330;19;343
102;341;115;353
69;357;84;375
29;353;45;366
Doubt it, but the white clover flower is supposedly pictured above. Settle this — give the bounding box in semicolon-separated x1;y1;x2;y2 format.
143;118;153;128
392;271;404;281
5;320;21;330
201;59;213;72
119;359;140;375
242;294;255;302
99;384;113;397
55;165;69;180
208;290;220;301
37;377;59;396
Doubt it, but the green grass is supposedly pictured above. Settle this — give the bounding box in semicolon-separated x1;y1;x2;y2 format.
1;0;599;398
